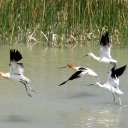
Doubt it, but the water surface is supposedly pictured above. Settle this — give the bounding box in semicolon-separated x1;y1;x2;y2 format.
0;45;128;128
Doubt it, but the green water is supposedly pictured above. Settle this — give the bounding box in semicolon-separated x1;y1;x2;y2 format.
0;45;128;128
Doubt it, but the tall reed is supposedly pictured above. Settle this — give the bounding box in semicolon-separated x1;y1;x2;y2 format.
0;0;128;46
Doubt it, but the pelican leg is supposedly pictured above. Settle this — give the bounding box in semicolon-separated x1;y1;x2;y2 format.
19;80;32;97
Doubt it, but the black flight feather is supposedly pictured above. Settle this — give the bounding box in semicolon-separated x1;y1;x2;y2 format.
10;49;22;62
111;65;127;78
58;71;83;86
100;31;109;46
68;70;83;80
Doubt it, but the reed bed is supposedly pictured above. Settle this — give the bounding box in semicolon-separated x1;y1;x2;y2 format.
0;0;128;47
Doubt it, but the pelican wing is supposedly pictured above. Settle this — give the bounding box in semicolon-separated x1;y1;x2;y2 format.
100;31;112;59
10;62;24;75
10;49;22;62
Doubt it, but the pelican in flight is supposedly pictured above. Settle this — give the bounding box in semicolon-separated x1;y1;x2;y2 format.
86;31;117;65
0;49;35;97
59;64;99;86
93;65;126;105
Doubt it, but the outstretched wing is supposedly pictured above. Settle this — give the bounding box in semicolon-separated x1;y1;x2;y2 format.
100;31;109;46
69;70;85;80
108;65;127;88
10;49;22;62
58;70;88;86
100;31;112;59
111;65;127;78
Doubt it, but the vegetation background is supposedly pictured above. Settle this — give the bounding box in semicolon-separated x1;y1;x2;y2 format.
0;0;128;47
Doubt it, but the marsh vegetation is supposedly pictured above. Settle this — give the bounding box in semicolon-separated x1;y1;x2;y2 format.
0;0;128;47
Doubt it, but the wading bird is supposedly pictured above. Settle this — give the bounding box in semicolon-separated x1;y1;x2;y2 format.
0;49;35;97
92;65;127;105
59;65;99;86
85;31;117;65
60;63;87;71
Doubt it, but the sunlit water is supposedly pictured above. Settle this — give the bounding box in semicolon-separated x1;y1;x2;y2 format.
0;45;128;128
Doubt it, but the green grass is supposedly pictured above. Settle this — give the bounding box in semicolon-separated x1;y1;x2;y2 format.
0;0;128;47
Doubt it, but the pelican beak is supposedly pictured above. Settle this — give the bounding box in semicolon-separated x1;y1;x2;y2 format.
59;65;67;69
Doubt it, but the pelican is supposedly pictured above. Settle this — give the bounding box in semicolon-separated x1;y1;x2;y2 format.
86;31;117;65
59;65;99;86
93;65;127;105
0;49;35;97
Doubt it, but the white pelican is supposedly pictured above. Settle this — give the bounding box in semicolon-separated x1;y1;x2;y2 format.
86;31;117;64
93;65;127;105
0;49;35;97
59;64;99;86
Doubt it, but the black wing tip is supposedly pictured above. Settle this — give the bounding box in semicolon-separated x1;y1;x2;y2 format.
105;31;109;36
10;49;23;62
124;64;127;68
122;65;127;71
58;80;69;86
100;31;110;46
111;64;127;78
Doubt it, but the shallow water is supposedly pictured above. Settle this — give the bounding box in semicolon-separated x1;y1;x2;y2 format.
0;45;128;128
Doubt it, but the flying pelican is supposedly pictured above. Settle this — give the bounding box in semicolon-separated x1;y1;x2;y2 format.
86;31;117;65
92;65;127;105
59;64;99;86
0;49;35;97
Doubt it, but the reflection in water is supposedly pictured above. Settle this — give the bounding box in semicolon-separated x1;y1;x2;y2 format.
7;115;30;122
73;105;122;128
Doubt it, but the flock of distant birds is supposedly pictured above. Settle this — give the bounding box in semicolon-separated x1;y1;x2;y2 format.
0;31;127;105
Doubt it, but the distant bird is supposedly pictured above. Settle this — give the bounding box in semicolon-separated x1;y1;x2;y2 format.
92;65;127;105
59;64;99;86
85;31;117;65
0;49;35;97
